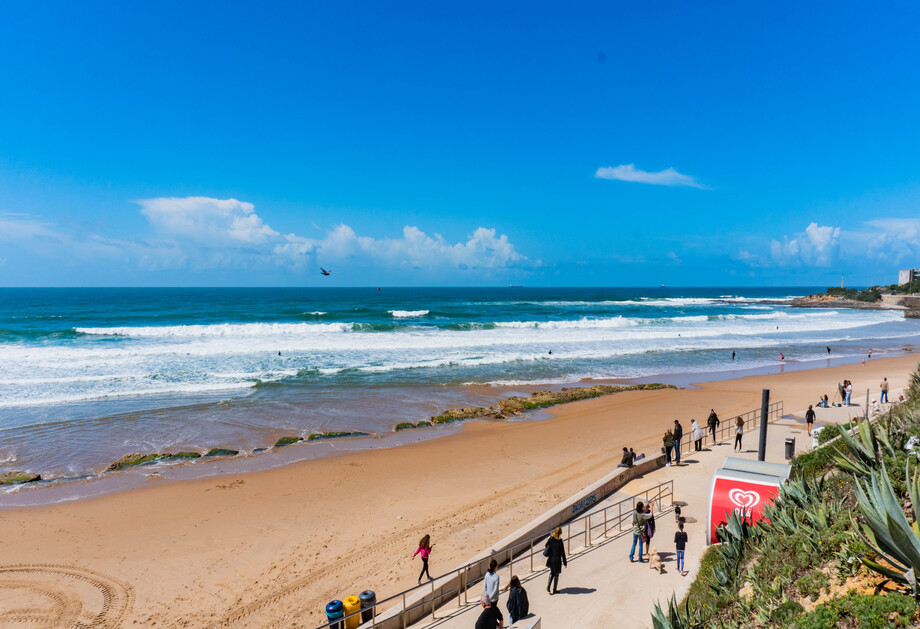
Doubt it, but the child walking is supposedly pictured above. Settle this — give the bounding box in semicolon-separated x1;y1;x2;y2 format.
675;521;688;576
413;534;433;583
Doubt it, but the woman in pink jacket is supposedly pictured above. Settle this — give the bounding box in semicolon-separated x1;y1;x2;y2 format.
414;534;433;583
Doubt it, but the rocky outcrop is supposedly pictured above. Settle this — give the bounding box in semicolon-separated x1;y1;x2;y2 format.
274;436;303;447
0;471;41;485
306;431;369;441
430;407;496;424
425;383;677;425
204;448;240;457
107;453;165;471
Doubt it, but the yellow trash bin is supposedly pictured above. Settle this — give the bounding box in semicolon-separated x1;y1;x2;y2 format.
343;595;361;629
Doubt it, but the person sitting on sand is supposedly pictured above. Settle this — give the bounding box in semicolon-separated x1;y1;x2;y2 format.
475;593;504;629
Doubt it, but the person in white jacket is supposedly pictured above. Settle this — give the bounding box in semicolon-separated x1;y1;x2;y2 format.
690;419;704;452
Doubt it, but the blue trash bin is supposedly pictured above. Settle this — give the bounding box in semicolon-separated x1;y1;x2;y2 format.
325;600;344;629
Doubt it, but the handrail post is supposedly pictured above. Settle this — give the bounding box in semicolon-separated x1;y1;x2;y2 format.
431;579;436;621
566;523;571;554
530;539;534;572
618;502;622;531
586;516;590;547
510;551;514;579
458;569;462;608
401;592;407;629
603;508;608;537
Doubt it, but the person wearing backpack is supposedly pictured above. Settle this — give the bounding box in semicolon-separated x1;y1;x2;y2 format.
506;575;529;624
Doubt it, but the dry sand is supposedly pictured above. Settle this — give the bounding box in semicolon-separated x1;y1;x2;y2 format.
0;354;915;627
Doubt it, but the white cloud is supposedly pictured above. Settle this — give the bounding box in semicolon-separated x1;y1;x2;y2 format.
768;222;840;267
138;197;279;246
1;198;530;276
594;164;707;189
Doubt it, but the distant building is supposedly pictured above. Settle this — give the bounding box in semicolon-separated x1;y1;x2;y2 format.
899;269;920;285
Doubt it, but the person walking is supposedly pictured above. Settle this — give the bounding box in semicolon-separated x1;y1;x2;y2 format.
629;500;655;563
674;521;688;576
805;405;816;437
734;416;744;452
483;559;500;609
672;420;684;464
880;377;889;404
663;430;674;466
506;575;529;625
544;527;567;594
642;502;656;560
690;419;704;452
413;534;433;583
707;409;720;445
475;593;504;629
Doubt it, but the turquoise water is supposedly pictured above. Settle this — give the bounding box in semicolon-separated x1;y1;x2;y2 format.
1;286;917;480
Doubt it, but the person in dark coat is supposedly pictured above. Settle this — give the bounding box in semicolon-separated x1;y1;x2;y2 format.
707;409;720;444
672;419;683;464
506;575;529;624
544;526;567;594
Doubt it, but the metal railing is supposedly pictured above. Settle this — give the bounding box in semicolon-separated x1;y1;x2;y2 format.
314;480;675;629
672;401;784;455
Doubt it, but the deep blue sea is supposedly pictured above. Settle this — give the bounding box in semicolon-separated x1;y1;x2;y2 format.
2;286;918;482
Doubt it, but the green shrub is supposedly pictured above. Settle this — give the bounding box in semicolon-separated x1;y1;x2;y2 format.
792;591;917;629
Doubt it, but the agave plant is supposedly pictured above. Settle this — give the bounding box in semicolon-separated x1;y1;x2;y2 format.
710;513;758;592
833;417;896;478
650;595;703;629
852;460;920;594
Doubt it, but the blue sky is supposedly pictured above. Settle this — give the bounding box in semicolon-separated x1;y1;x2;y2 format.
2;1;920;287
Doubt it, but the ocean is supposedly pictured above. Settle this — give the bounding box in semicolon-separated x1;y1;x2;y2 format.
1;286;918;486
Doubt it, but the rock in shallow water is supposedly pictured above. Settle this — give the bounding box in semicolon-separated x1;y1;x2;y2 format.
0;471;41;485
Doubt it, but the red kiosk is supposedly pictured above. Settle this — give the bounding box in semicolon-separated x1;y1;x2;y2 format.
707;457;791;545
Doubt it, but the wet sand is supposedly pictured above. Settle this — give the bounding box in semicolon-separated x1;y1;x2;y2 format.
0;353;914;627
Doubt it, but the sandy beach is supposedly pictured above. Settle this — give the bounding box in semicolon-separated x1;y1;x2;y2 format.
0;353;915;627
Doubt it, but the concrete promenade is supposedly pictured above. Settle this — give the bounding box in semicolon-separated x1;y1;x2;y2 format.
407;387;891;629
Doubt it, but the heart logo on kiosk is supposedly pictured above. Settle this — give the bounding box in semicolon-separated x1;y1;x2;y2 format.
728;489;760;509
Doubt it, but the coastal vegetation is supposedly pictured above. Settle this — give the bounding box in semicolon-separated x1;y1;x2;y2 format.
816;280;920;303
652;367;920;628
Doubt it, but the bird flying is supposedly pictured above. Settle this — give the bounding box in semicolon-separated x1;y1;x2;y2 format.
320;268;331;276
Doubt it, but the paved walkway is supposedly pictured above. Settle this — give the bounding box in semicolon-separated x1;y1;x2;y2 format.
407;387;894;629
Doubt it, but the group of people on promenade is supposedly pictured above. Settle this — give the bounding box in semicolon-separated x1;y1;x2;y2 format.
471;529;562;628
662;410;747;463
413;531;547;627
628;499;689;577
